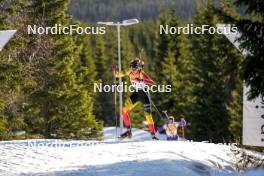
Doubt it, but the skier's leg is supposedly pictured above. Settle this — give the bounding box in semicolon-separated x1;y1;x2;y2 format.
122;99;133;128
139;91;155;135
145;109;159;140
119;93;139;138
144;107;155;135
122;92;139;129
145;112;155;135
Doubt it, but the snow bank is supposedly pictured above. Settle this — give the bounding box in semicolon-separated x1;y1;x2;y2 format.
0;127;263;176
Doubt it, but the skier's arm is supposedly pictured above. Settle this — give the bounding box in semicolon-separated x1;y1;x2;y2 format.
115;70;130;78
140;71;155;86
112;65;129;78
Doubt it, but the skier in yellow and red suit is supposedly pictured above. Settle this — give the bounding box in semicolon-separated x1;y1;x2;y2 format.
112;58;158;140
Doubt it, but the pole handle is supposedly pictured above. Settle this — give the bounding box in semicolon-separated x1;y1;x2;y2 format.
162;110;169;119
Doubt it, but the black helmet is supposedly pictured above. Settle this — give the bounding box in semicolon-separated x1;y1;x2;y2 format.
130;58;143;70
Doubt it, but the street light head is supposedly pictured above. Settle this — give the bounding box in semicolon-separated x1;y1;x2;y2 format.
97;21;114;26
97;19;139;26
121;19;139;26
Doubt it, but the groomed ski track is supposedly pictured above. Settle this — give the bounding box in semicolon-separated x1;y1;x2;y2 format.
0;127;263;176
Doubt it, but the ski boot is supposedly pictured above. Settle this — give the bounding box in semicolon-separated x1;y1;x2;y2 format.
118;129;132;139
151;134;159;140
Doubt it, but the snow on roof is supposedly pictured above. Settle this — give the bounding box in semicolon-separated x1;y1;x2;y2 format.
216;24;248;56
0;30;16;51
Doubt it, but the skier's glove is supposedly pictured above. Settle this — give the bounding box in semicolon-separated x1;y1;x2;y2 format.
180;118;186;126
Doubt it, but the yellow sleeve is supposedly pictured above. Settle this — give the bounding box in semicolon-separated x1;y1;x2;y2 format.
116;69;130;78
139;71;144;79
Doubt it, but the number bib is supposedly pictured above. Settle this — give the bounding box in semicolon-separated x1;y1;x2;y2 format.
165;124;178;137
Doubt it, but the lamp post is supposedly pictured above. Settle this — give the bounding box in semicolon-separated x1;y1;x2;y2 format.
98;19;139;133
0;30;16;51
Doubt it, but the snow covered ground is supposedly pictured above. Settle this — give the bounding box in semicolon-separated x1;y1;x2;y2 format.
0;127;263;176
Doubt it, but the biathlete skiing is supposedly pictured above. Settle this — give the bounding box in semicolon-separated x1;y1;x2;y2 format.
158;114;187;141
112;58;159;140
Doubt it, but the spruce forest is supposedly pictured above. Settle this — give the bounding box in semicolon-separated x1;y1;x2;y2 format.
0;0;263;144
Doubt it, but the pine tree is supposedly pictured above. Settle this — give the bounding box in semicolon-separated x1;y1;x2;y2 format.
93;35;114;124
94;36;108;82
235;0;264;100
227;88;243;143
0;0;11;139
189;0;243;142
153;11;175;105
152;10;193;124
74;25;97;95
0;100;8;139
219;0;243;143
24;0;102;139
0;0;29;139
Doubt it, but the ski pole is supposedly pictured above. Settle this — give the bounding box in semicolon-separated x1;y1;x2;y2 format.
112;65;118;138
147;92;165;120
114;77;118;138
152;102;165;120
182;125;185;139
181;118;186;140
